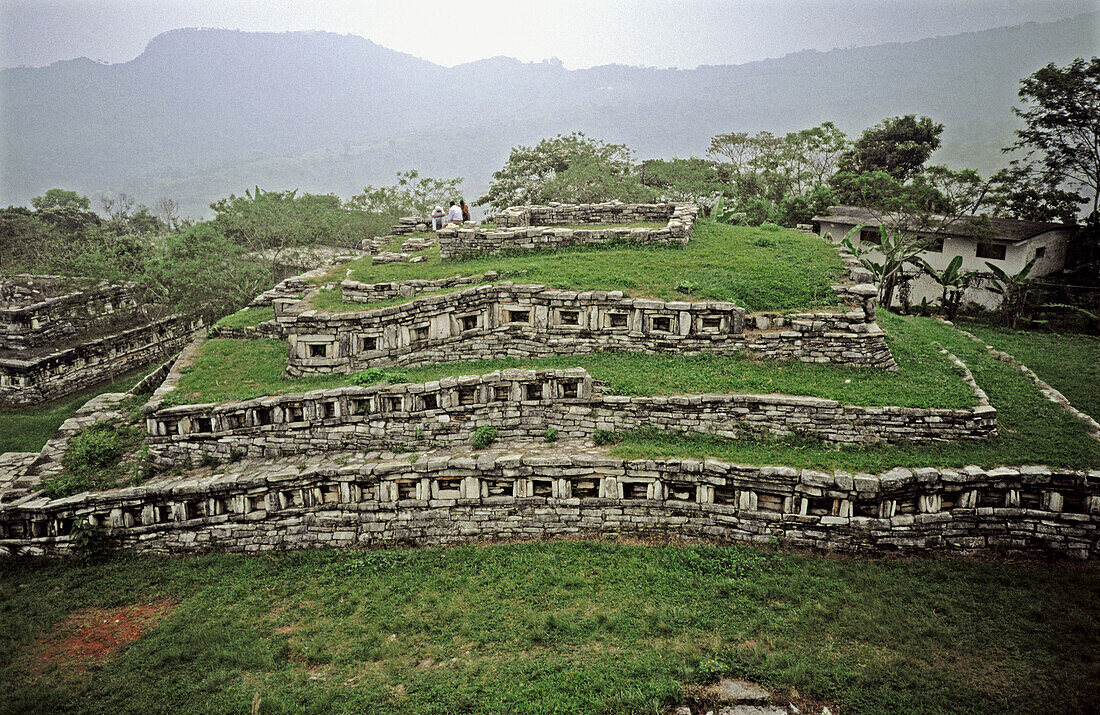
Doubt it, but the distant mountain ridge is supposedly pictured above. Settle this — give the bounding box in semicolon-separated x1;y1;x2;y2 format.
2;15;1096;217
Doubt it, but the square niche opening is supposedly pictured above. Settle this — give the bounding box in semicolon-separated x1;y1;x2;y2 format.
507;309;530;324
608;313;628;328
308;343;329;358
559;310;580;326
359;335;378;352
651;316;672;332
460;314;479;332
525;383;542;401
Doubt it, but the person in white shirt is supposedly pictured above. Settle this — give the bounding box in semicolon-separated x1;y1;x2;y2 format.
447;201;463;224
431;205;446;230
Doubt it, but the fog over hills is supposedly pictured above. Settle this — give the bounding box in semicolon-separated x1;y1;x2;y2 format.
2;14;1096;217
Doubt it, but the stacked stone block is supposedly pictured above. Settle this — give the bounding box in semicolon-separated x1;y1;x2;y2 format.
438;203;698;259
2;456;1095;559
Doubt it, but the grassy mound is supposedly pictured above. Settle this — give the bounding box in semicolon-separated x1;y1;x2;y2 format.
322;221;847;313
164;312;975;410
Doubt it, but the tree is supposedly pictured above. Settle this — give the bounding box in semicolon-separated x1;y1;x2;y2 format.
477;133;648;212
154;197;182;232
349;170;464;220
985;165;1086;224
985;257;1039;328
1007;58;1099;217
31;188;91;211
921;255;978;320
640;157;732;210
835;115;944;182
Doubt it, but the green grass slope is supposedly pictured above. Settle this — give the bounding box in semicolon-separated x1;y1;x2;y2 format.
1;543;1096;714
326;221;848;313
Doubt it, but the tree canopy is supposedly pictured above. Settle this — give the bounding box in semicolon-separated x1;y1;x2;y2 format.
477;132;651;212
835;115;944;182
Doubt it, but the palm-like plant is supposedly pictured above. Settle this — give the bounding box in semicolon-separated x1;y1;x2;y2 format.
841;224;927;307
984;256;1038;328
922;255;977;320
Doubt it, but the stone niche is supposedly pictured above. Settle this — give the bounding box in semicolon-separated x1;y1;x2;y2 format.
2;459;1095;560
437;202;698;259
0;274;201;407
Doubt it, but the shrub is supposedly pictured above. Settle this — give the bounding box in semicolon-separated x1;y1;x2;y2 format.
62;424;127;475
544;428;559;443
70;517;113;561
758;221;781;232
471;426;498;450
592;429;623;446
351;367;410;387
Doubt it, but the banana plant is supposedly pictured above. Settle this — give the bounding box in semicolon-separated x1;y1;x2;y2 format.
984;256;1038;328
921;255;977;320
841;224;926;308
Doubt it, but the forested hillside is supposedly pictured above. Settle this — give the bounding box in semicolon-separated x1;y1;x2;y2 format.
1;14;1095;216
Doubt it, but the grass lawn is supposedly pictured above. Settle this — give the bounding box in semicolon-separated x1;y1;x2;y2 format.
318;221;847;313
213;306;275;329
956;321;1100;420
0;543;1096;714
0;363;158;454
163;312;975;410
616;312;1100;471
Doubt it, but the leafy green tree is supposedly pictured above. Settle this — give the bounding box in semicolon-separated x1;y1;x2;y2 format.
985;257;1040;328
1007;58;1099;217
921;255;978;320
985;165;1086;224
31;188;91;211
639;157;731;209
835;115;944;182
211;187;354;281
477;132;649;212
349;170;465;220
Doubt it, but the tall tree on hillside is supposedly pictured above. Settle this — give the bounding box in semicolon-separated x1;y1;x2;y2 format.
835;115;944;182
31;188;91;211
477;133;652;212
1006;58;1099;218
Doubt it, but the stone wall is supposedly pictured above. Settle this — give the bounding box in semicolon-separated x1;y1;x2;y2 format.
438;203;698;260
142;362;994;467
0;315;202;407
282;283;895;375
2;455;1094;559
1;275;140;351
340;273;492;304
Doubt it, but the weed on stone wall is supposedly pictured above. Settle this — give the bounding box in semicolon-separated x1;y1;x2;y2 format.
592;429;623;446
472;426;498;450
40;418;145;499
544;428;559;443
351;367;410;387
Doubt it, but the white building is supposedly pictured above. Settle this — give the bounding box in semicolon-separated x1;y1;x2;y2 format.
813;205;1077;310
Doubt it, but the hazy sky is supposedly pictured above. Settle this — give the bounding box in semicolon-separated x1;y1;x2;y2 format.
2;0;1097;70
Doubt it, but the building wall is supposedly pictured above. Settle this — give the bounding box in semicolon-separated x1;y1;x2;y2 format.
3;456;1096;560
817;221;1072;310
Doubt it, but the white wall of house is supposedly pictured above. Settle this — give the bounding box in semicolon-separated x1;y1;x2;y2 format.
817;220;1071;310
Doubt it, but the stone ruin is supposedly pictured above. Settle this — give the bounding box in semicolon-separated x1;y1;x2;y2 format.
2;203;1096;561
437;202;697;259
0;274;201;407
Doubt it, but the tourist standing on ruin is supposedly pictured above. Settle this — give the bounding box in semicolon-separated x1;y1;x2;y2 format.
460;199;471;222
431;205;446;230
447;201;463;224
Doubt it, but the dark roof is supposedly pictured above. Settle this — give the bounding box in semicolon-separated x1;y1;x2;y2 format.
811;205;1074;243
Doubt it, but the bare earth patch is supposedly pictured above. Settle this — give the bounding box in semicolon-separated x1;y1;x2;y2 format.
32;599;175;674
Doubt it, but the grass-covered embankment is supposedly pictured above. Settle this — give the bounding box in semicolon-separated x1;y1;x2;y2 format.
163;312;975;410
956;321;1100;420
0;543;1096;714
322;221;848;313
616;312;1100;471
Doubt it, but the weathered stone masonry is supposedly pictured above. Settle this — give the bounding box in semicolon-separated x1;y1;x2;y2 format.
2;456;1095;559
0;275;202;406
438;202;698;259
282;282;895;375
141;365;995;468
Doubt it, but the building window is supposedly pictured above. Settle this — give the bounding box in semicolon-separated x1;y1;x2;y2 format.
976;242;1007;260
1034;246;1047;260
860;228;882;245
924;237;944;253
